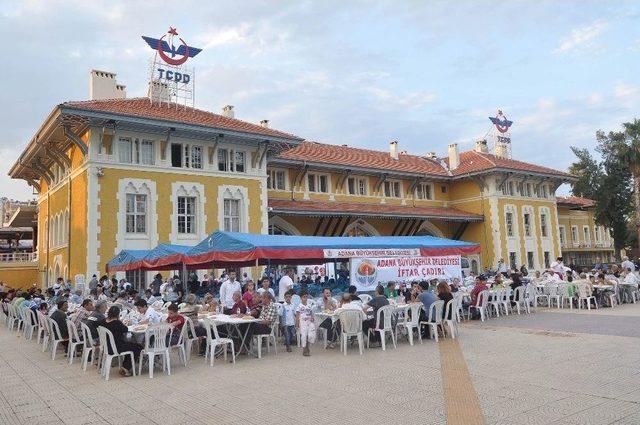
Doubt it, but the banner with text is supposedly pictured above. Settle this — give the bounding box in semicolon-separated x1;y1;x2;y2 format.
324;248;420;259
350;255;462;291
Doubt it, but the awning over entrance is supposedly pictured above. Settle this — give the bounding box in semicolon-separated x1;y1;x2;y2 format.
268;199;483;222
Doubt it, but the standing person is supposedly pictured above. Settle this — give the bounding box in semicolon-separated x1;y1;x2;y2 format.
278;268;295;301
88;275;98;294
497;259;508;277
281;291;296;352
550;257;565;279
172;276;184;303
219;271;242;310
296;291;316;357
99;306;142;377
151;273;163;297
242;280;260;313
257;277;276;299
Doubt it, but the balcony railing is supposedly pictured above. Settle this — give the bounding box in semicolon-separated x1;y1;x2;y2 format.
0;252;37;263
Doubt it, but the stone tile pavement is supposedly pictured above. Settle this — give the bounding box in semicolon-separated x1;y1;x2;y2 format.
0;303;639;424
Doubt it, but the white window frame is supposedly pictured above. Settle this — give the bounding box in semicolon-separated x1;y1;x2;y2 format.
505;212;514;237
415;182;434;200
118;137;133;164
223;198;241;232
347;177;368;196
523;213;532;237
170;182;206;243
218;186;249;233
118;179;158;247
125;193;147;234
583;226;591;247
571;226;579;246
559;225;566;245
177;196;197;234
384;180;402;198
307;173;330;193
540;212;548;238
267;169;287;190
140;139;155;165
217;148;246;173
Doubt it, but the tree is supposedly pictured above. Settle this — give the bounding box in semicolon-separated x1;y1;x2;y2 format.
568;147;603;199
621;119;640;252
594;130;634;254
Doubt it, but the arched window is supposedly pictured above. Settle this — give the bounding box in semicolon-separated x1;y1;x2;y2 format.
268;224;291;235
267;217;300;236
342;220;379;237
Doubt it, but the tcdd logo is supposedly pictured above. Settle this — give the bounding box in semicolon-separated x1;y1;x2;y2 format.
488;110;513;134
142;27;202;66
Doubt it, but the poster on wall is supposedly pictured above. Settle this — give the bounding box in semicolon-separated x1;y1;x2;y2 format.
350;255;462;291
296;263;336;282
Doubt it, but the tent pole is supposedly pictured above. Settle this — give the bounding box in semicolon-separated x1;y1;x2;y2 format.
182;262;187;295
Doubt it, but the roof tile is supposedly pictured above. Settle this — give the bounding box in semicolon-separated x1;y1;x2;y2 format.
447;150;571;178
556;196;596;208
62;97;302;140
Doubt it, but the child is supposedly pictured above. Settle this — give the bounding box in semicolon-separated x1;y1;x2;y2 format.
296;290;316;357
281;290;296;352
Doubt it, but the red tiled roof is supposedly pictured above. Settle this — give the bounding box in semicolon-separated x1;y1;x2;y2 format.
268;199;483;221
556;196;596;208
62;98;302;140
275;141;450;176
447;150;571;178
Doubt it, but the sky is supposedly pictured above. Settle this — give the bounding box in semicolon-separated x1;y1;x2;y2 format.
0;0;639;200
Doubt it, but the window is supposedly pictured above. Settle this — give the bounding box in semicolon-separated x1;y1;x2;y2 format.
544;251;550;268
441;185;447;193
217;149;228;171
416;183;433;200
571;226;578;243
118;137;133;163
177;196;196;234
540;213;548;237
594;226;600;242
347;177;367;196
217;148;245;172
191;146;202;169
140;140;155;165
509;252;517;270
125;194;146;233
505;212;514;237
559;226;566;245
384;180;401;198
524;183;532;197
542;185;549;198
501;181;514;196
268;224;292;235
583;227;590;245
267;170;286;190
524;213;532;237
308;174;328;193
527;251;535;269
223;199;240;232
171;143;183;167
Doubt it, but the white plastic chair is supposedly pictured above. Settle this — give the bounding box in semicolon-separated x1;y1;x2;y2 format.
546;285;561;309
79;322;98;371
97;327;136;381
421;300;445;341
533;285;550;308
443;299;457;339
253;316;278;358
359;294;372;304
577;284;598;310
395;304;422;346
36;310;50;347
66;319;85;365
168;319;188;367
181;317;199;364
138;324;172;378
7;304;21;331
499;289;512;316
487;290;501;318
366;305;396;351
47;317;67;360
337;310;364;355
559;284;574;309
23;308;39;340
467;290;489;321
203;319;235;366
511;286;528;314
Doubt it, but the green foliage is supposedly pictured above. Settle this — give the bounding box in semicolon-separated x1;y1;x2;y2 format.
569;121;639;253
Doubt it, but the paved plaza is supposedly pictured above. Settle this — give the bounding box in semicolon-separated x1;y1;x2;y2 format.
1;304;639;425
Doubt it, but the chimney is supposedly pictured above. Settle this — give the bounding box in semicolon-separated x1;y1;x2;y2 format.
222;105;235;118
90;70;126;100
260;119;269;128
494;142;509;158
389;140;399;160
448;143;459;169
475;139;488;154
147;80;170;102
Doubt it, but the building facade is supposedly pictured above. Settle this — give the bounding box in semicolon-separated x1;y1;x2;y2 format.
7;71;603;288
556;196;615;268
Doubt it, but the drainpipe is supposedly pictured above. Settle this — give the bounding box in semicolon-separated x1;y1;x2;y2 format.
67;171;72;282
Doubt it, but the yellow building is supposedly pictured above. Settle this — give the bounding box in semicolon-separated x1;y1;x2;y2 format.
556;196;615;268
8;71;302;287
7;70;591;288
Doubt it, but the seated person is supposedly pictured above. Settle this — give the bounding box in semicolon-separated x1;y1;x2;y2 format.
348;285;361;302
417;282;437;323
51;300;70;346
227;291;247;316
383;281;398;298
362;285;389;342
83;300;108;341
134;299;162;325
469;275;489;319
166;303;186;346
179;293;200;320
99;306;142;377
200;293;219;313
436;281;453;319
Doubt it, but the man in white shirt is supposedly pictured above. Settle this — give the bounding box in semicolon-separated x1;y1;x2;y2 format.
497;259;507;276
278;268;295;302
621;256;635;272
620;268;639;303
257;277;276;299
219;271;242;309
134;299;162;324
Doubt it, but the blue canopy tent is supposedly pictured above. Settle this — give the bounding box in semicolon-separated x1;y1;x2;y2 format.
141;243;192;270
105;249;149;272
183;231;480;268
